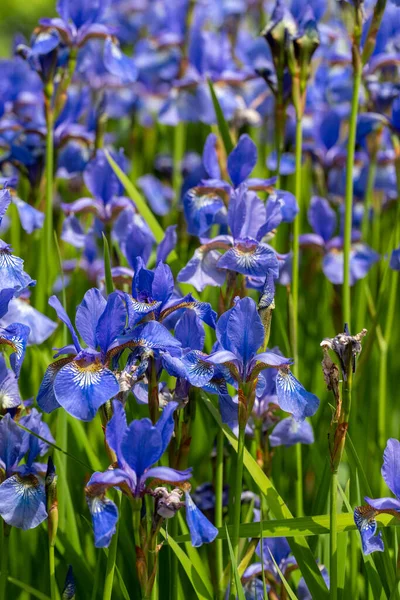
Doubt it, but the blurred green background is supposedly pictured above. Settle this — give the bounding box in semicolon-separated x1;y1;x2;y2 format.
0;0;54;56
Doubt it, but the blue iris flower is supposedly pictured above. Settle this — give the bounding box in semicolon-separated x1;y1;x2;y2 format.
354;438;400;555
300;196;379;285
178;134;297;291
85;401;192;547
209;297;318;421
182;133;279;237
0;410;54;530
37;290;124;421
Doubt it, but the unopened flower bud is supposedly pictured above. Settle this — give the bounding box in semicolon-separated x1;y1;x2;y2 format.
320;325;367;381
62;565;76;600
45;456;58;547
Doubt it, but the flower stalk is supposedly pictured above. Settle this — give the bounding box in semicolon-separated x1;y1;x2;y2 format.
46;457;58;600
321;326;366;600
343;4;363;329
0;522;10;600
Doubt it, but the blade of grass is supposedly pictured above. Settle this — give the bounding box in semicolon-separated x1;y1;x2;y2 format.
176;512;213;598
160;528;213;600
207;79;234;155
7;577;52;600
225;526;246;600
102;232;114;295
105;151;177;263
176;512;400;542
268;548;300;600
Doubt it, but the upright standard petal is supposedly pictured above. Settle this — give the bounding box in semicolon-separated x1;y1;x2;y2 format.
218;297;265;371
155;402;178;455
275;369;319;422
106;400;128;469
175;311;205;351
49;295;81;352
0;473;47;530
227;135;257;188
308;196;336;242
120;419;163;482
184;492;218;547
96;292;127;358
202;133;221;180
75;288;106;349
54;360;119;421
156;225;177;264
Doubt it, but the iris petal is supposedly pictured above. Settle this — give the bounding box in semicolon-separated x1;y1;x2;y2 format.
275;370;319;422
354;506;384;555
218;239;279;277
37;357;74;413
181;351;214;387
0;322;30;376
86;494;119;548
0;244;35;294
0;473;47;530
184;492;218;547
269;418;314;447
54;360;119;421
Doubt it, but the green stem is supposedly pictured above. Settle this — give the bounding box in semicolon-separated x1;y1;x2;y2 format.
378;346;388;464
292;116;303;516
173;122;185;204
169;517;178;600
49;543;56;600
292;117;302;370
215;429;224;599
0;524;10;600
343;46;363;329
10;203;20;257
330;367;353;599
230;423;245;600
45;95;54;298
295;444;303;517
330;471;338;600
103;493;121;600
